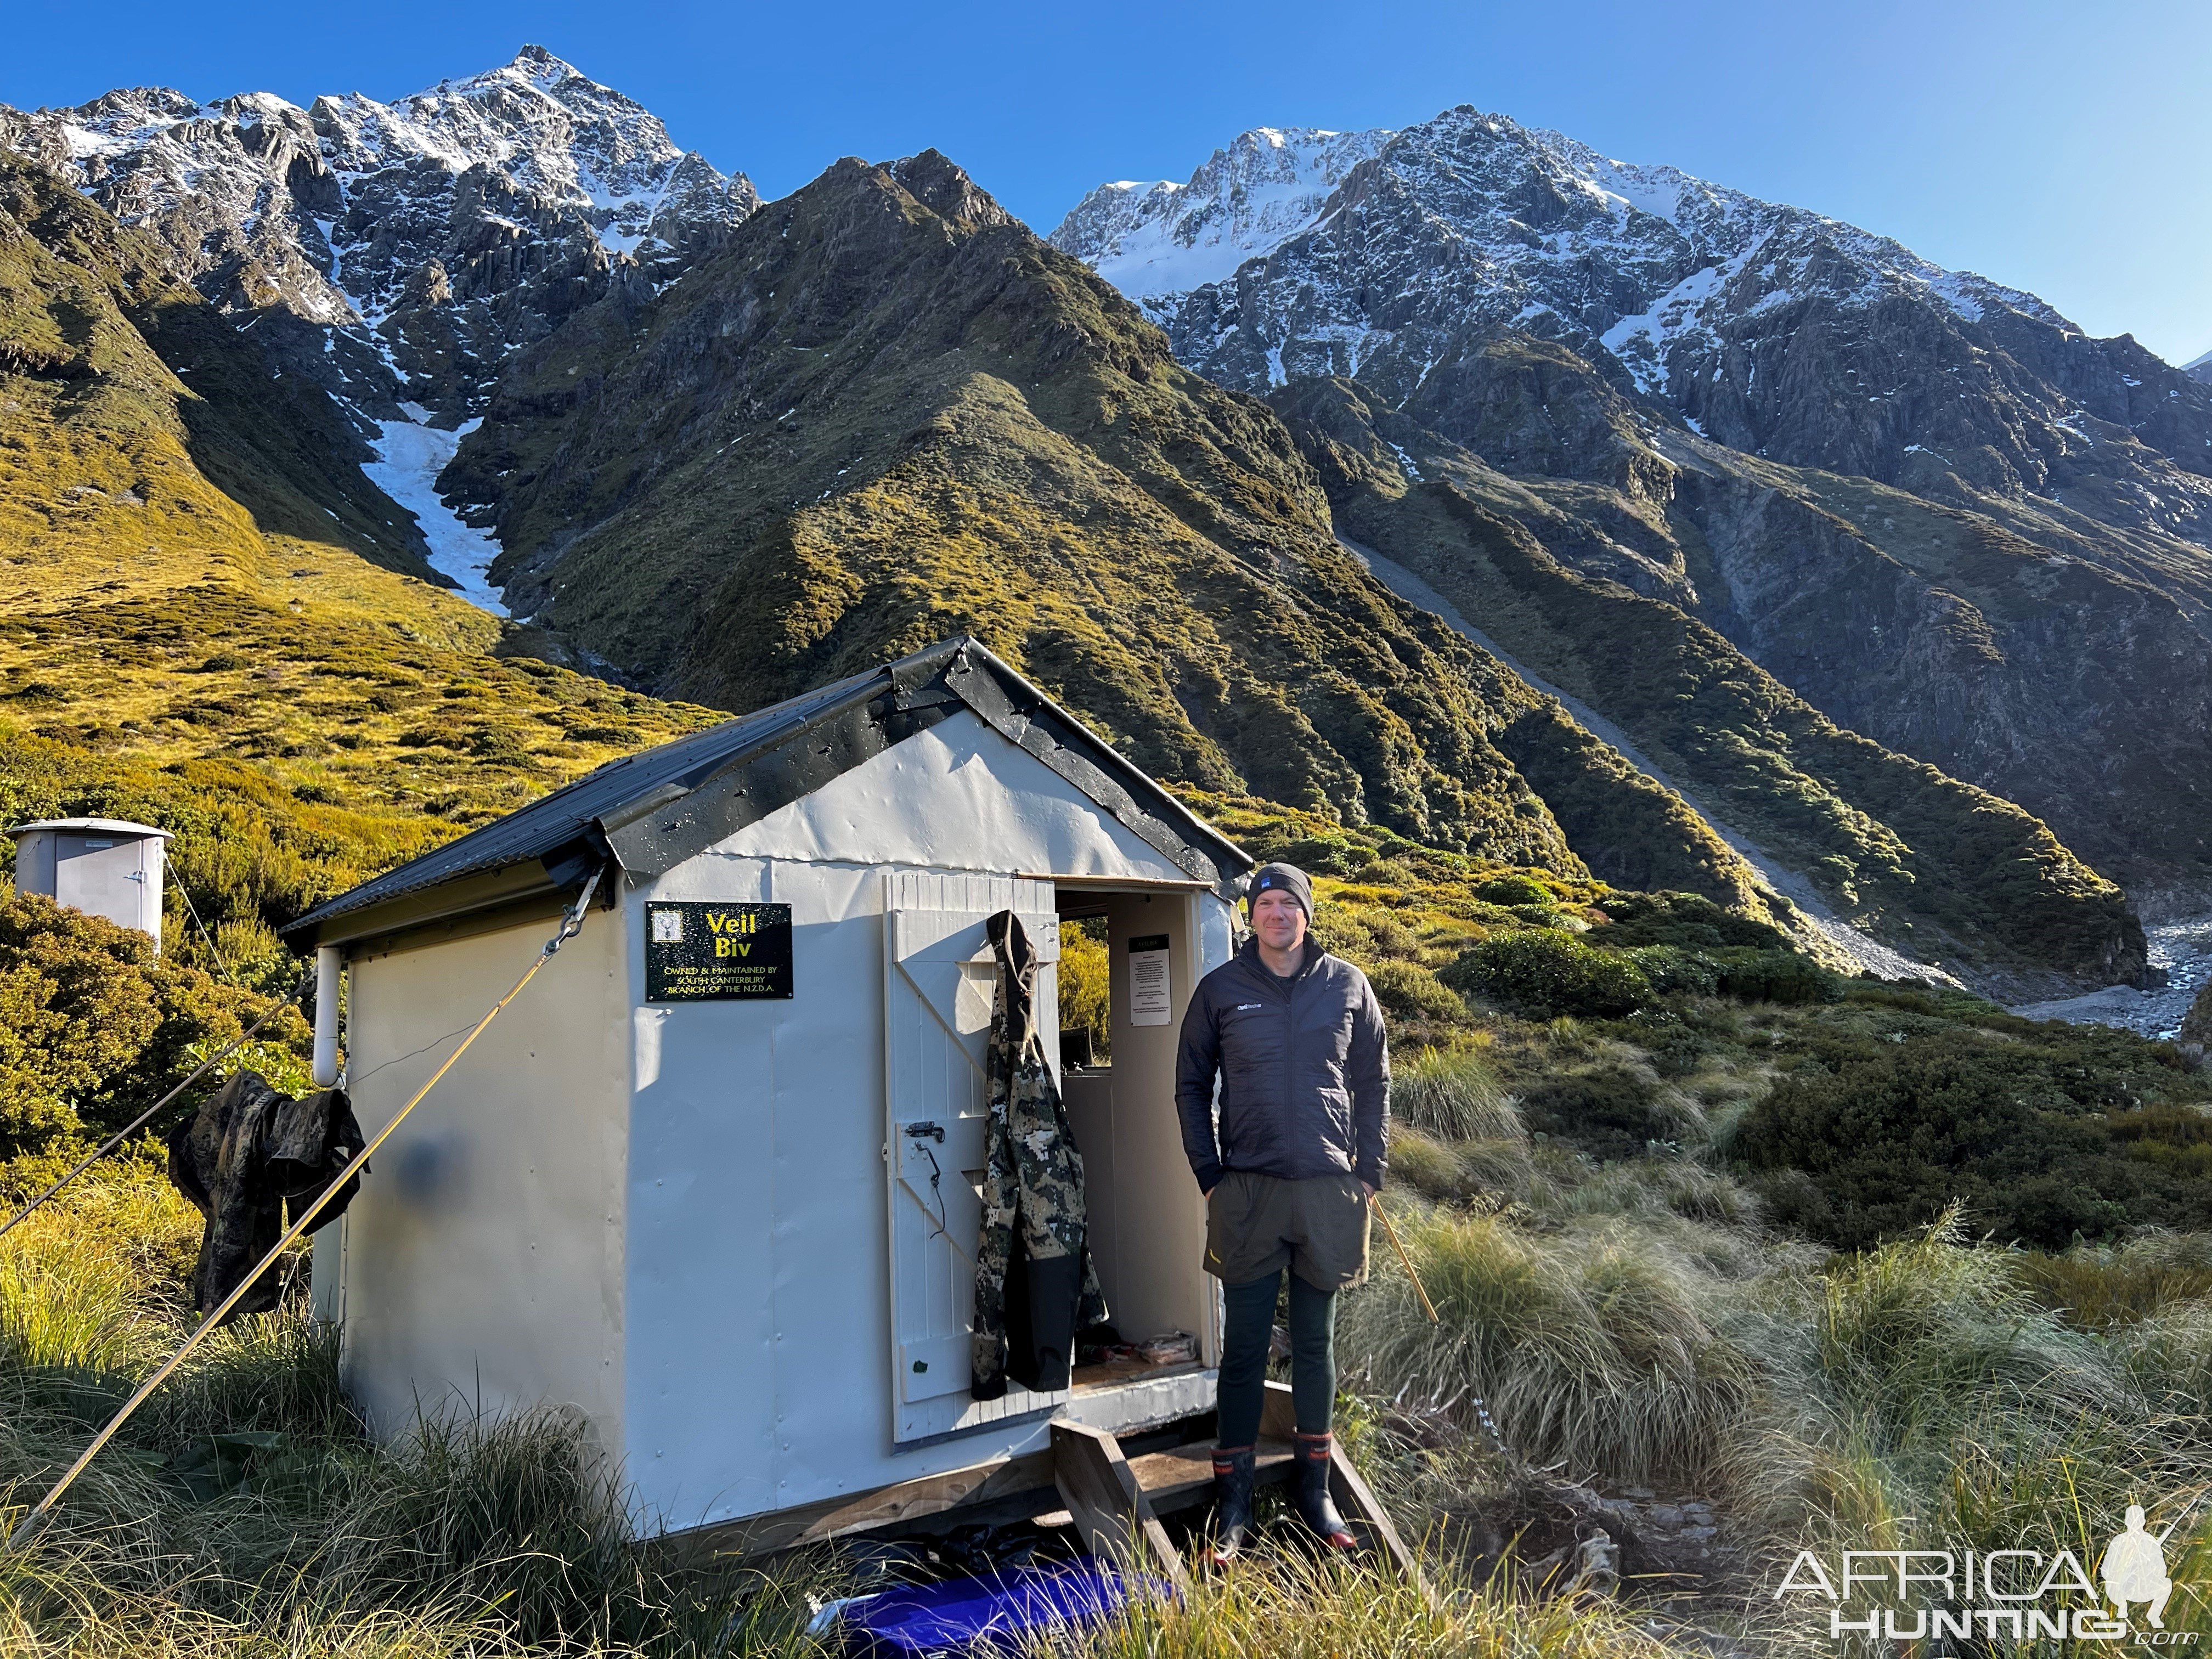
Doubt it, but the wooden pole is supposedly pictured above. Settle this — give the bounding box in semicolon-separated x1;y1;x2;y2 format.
1371;1192;1439;1324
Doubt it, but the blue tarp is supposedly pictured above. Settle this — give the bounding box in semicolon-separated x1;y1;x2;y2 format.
823;1559;1163;1656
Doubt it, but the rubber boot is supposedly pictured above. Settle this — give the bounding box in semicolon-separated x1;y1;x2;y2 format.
1210;1444;1256;1564
1293;1432;1357;1552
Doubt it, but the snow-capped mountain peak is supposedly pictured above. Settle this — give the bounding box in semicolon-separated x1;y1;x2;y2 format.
1062;105;2212;549
315;46;698;259
0;47;759;417
1049;123;1391;300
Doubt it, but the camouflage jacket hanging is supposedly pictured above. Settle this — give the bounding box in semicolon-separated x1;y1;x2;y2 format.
971;909;1108;1399
166;1070;365;1318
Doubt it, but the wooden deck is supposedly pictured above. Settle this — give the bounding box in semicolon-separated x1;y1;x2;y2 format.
658;1381;1422;1593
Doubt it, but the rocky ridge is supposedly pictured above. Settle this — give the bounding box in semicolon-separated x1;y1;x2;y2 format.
1057;109;2212;552
1274;333;2212;901
1272;368;2147;991
0;46;757;421
1060;114;2212;908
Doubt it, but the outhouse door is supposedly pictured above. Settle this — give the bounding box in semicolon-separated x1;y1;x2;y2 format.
55;831;155;936
882;872;1060;1443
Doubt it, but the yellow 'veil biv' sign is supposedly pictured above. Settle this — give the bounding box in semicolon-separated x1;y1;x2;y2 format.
707;910;756;955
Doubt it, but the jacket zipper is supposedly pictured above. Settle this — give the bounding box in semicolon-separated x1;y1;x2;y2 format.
1249;943;1313;1130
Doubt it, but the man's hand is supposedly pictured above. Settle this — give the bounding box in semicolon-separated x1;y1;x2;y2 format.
1362;1181;1378;1200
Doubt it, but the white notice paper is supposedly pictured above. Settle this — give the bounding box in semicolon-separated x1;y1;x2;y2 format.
1128;934;1171;1026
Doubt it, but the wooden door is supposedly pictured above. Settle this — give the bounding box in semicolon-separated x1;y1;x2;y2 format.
882;871;1059;1443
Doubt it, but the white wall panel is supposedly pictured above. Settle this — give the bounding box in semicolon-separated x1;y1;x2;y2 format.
342;703;1242;1540
337;909;629;1455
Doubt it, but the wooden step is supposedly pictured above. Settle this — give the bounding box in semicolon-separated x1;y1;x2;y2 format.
675;1381;1426;1600
1124;1436;1294;1514
1050;1419;1192;1593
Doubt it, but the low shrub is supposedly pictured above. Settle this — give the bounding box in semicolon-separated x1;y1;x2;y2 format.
1520;1065;1677;1161
1735;1044;2212;1249
1266;835;1361;877
1623;945;1720;998
1711;947;1841;1005
1590;889;1791;951
1365;959;1463;1024
1476;872;1554;907
1058;919;1110;1060
0;888;295;1155
1442;930;1651;1019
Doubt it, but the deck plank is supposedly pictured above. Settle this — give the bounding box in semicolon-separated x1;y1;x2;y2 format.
1126;1437;1294;1513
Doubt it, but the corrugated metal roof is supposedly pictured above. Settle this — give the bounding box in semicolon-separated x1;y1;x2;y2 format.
286;638;1248;940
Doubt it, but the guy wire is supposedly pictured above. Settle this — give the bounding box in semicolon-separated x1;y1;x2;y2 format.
0;963;316;1243
3;868;602;1548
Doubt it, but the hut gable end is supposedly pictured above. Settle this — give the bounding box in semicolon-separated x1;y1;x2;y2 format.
290;637;1248;947
700;710;1191;882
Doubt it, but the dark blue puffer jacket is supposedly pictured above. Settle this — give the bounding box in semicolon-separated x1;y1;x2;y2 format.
1173;937;1390;1192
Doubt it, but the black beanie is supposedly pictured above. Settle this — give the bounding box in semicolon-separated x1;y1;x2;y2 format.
1246;862;1313;921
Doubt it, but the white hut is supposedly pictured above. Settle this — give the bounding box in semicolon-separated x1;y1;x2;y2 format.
8;818;172;948
285;638;1260;1551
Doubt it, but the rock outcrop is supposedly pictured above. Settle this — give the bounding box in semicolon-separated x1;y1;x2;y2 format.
1274;371;2146;994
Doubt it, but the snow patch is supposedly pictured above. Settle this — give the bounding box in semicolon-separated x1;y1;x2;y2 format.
363;414;508;615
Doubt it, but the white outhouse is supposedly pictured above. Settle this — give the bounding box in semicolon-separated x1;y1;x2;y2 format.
8;818;172;948
286;637;1256;1546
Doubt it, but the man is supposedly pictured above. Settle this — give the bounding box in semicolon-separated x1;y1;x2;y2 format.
1175;861;1390;1560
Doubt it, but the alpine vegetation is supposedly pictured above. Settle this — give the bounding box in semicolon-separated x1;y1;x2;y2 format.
2;37;2210;1659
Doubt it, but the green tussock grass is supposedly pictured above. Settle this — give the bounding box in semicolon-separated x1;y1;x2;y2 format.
0;1164;834;1657
1067;1546;1672;1658
12;1146;2212;1653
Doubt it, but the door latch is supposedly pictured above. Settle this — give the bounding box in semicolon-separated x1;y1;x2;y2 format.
904;1121;945;1143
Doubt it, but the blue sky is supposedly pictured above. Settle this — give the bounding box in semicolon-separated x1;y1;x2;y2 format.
4;0;2207;365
